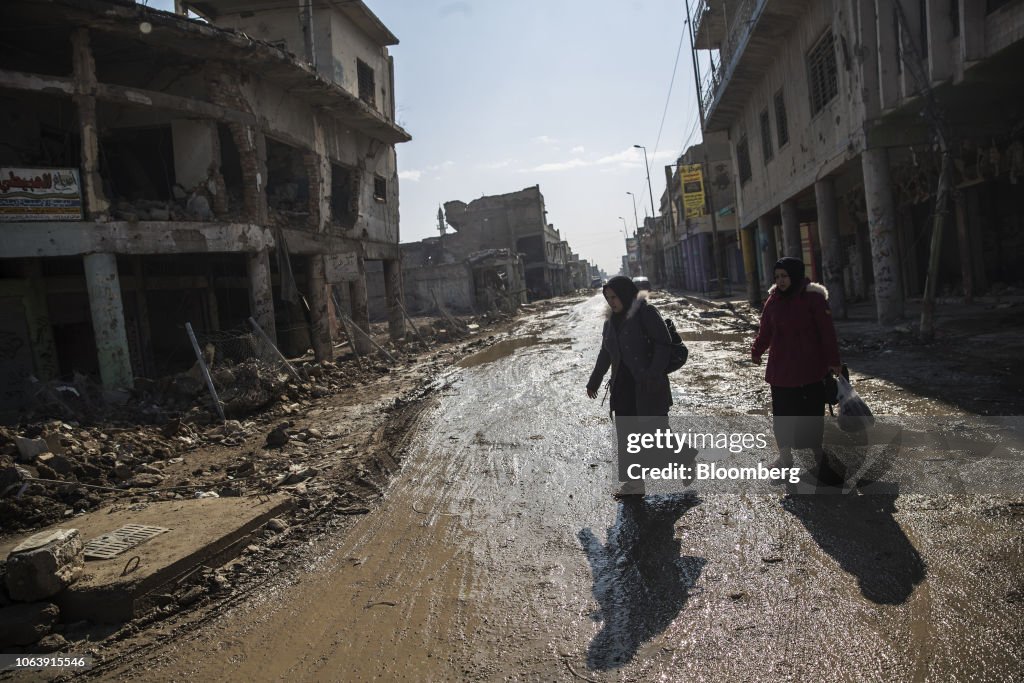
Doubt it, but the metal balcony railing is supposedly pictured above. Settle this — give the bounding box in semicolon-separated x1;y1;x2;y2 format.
697;0;759;123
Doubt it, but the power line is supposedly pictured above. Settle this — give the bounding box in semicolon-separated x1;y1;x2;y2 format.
650;8;691;165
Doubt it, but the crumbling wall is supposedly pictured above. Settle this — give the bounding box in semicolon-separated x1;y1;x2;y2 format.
403;263;474;314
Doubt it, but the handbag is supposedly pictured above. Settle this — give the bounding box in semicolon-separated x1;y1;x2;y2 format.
663;318;689;373
835;375;875;432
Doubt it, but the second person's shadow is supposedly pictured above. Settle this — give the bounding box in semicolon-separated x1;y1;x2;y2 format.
578;493;706;671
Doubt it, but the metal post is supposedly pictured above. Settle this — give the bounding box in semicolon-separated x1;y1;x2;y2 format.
247;316;303;381
185;322;225;423
685;0;725;297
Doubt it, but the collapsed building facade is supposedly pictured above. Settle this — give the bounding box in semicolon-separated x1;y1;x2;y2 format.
693;0;1024;318
0;0;410;413
442;186;573;300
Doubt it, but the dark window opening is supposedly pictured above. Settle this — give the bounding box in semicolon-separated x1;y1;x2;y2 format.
894;10;904;74
216;123;244;211
807;29;839;114
0;25;73;78
759;109;773;163
373;175;387;202
100;125;176;202
265;137;309;215
516;235;545;263
774;89;789;147
330;162;359;229
357;59;376;107
0;92;80;168
951;0;960;36
736;135;752;185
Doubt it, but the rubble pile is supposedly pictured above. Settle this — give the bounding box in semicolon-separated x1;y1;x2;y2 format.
0;528;85;650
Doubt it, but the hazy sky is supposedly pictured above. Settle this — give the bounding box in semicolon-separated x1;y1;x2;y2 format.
150;0;706;274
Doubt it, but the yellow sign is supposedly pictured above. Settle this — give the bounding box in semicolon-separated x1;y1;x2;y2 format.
681;164;705;218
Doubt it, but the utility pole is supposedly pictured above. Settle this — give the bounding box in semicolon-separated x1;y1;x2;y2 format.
626;192;640;231
684;0;726;297
634;144;656;221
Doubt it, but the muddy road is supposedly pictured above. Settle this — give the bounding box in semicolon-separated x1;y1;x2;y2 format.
95;293;1023;682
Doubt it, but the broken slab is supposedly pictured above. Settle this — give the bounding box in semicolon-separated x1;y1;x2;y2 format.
15;436;50;463
5;529;83;602
0;495;291;623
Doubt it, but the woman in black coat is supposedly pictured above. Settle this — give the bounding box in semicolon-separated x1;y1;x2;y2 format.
586;276;673;497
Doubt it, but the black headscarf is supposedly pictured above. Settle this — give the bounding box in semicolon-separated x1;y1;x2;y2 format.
774;257;805;296
603;276;639;327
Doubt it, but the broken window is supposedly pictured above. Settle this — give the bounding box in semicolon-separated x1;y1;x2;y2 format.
774;89;789;148
265;137;309;216
330;162;359;229
807;29;838;115
736;134;752;185
759;109;773;164
373;175;387;202
357;59;376;107
217;123;244;212
100;125;176;201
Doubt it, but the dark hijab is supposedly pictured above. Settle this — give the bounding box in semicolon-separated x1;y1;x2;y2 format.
774;257;805;297
603;276;639;328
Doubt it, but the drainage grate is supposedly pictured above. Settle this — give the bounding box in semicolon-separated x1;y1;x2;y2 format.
83;524;169;560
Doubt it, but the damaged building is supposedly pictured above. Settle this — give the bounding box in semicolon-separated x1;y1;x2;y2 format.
0;0;410;415
693;0;1024;318
442;186;572;300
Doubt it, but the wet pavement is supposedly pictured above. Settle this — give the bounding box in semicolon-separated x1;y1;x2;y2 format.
89;292;1024;682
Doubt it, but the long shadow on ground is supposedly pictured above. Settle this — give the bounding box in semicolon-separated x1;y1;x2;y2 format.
783;493;926;604
578;493;705;671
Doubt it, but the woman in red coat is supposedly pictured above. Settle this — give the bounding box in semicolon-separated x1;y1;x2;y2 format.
751;257;844;484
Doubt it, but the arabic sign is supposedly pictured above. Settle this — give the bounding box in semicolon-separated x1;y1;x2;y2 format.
681;164;705;218
0;168;83;221
323;252;360;283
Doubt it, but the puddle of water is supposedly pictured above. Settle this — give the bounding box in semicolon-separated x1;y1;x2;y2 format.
457;336;572;368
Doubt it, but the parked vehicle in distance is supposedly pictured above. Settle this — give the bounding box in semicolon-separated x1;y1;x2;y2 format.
632;276;651;291
590;277;603;288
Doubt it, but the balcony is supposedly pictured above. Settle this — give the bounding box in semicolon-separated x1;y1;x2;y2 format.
693;0;808;132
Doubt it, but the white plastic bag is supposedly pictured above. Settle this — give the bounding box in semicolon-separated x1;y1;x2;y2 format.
836;375;875;432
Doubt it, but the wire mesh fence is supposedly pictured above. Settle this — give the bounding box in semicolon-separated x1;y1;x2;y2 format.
189;321;301;417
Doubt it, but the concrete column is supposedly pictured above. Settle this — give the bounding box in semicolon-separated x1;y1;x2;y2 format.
757;215;778;290
781;200;801;258
861;147;904;324
83;253;133;390
814;178;846;319
71;29;108;220
960;0;985;64
925;0;953;83
22;260;58;381
308;255;333;362
954;192;973;304
247;249;276;344
348;258;372;355
131;256;155;377
383;258;405;341
876;0;901;111
740;224;760;305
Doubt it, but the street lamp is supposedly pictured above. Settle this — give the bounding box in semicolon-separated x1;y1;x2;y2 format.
625;192;639;231
633;144;656;223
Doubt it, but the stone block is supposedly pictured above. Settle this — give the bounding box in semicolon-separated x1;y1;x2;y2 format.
15;437;49;463
0;602;59;647
5;529;83;602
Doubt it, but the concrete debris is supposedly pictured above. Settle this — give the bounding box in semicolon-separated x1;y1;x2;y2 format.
266;518;288;533
265;423;291;448
35;632;68;653
15;437;49;463
0;602;60;647
5;529;83;602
